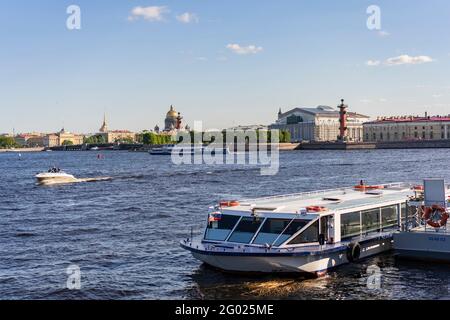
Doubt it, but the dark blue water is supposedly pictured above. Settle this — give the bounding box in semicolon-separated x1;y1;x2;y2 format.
0;149;449;300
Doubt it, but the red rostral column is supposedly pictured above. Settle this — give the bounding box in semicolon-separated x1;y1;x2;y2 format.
338;99;348;141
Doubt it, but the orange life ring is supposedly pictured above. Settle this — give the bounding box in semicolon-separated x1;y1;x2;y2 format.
219;200;240;207
423;205;449;228
306;206;328;212
413;185;424;191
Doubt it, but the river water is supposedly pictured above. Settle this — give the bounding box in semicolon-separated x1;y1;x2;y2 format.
0;149;449;300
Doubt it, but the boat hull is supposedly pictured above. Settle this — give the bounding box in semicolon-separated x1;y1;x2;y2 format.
394;231;450;263
35;174;78;185
182;236;393;274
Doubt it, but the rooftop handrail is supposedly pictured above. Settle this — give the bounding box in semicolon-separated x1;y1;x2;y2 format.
240;182;411;203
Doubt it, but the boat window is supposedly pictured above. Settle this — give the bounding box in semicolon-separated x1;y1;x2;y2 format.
287;220;319;245
400;203;407;221
204;215;240;241
253;219;309;246
228;217;264;244
341;211;361;239
362;208;381;233
381;205;398;228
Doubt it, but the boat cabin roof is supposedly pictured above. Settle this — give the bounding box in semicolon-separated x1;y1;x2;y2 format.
221;183;435;217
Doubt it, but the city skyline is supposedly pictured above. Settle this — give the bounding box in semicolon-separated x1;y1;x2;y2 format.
2;0;450;133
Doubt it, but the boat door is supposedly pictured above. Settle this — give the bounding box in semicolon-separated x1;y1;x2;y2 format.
320;215;335;244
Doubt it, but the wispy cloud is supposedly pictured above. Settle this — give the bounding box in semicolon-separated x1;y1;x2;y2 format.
176;12;199;24
377;30;390;37
366;60;381;67
367;55;434;67
226;44;263;55
385;55;434;66
128;6;169;22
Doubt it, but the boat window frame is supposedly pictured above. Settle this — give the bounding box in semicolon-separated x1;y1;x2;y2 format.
278;217;321;248
226;216;266;244
341;210;362;240
361;207;381;234
223;216;243;242
380;204;399;230
249;217;312;247
203;214;242;242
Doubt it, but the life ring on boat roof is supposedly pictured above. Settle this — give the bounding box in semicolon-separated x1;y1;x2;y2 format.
306;206;328;213
346;242;361;262
219;200;240;207
423;205;449;228
354;185;384;191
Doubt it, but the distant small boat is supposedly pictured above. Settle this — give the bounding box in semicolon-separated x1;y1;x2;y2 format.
149;144;230;156
90;147;100;151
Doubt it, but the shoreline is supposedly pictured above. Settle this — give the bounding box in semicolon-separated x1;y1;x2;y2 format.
0;147;44;153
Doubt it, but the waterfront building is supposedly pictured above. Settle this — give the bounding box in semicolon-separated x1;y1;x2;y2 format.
43;128;84;147
101;130;137;143
164;105;184;132
96;114;136;143
15;133;45;147
269;100;369;142
43;134;59;147
154;105;190;135
363;114;450;142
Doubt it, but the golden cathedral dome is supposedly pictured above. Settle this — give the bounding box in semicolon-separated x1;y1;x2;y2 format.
166;105;178;118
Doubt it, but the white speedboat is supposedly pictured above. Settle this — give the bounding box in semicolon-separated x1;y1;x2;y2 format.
35;169;77;185
181;182;450;276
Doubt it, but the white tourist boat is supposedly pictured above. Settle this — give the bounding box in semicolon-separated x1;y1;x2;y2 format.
35;168;77;185
181;182;450;276
149;144;230;156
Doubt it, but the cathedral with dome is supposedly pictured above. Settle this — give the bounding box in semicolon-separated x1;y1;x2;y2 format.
155;105;190;134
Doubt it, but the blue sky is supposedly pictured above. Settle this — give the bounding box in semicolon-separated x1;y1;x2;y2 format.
1;0;450;133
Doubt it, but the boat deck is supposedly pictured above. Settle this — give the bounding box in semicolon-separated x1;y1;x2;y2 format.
223;183;418;214
410;222;450;235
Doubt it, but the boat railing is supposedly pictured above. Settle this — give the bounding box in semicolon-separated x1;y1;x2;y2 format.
241;182;410;203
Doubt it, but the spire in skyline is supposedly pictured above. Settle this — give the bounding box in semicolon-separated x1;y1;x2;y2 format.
99;113;108;133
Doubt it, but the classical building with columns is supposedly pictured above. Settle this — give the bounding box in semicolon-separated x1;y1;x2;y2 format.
43;128;84;147
363;115;450;142
269;101;369;142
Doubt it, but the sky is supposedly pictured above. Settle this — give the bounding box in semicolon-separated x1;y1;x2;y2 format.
1;0;450;133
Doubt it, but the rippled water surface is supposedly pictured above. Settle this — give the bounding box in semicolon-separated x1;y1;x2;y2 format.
0;149;449;300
